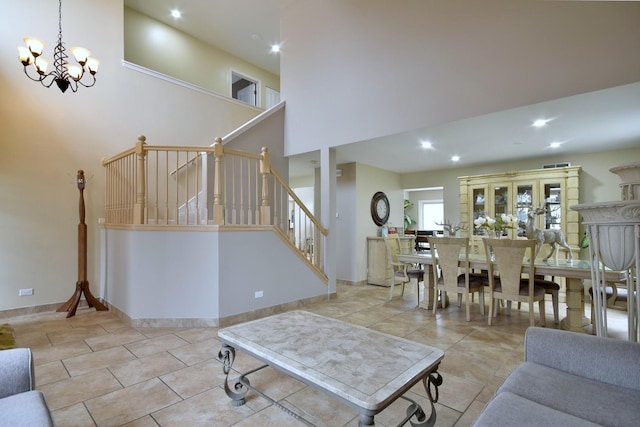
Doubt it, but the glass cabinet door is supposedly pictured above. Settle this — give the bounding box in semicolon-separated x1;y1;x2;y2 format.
515;184;533;237
472;187;487;237
492;185;509;237
543;182;562;230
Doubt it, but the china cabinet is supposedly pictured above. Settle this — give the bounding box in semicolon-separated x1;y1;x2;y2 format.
459;166;581;260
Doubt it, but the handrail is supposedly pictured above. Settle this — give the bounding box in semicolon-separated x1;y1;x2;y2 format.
102;135;327;275
272;168;327;236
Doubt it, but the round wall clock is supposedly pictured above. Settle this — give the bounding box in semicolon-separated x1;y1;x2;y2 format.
370;191;390;226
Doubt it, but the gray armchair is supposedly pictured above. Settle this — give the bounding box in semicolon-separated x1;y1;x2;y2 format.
0;348;55;426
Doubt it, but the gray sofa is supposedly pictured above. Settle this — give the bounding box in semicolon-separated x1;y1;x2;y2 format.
473;327;640;427
0;348;55;427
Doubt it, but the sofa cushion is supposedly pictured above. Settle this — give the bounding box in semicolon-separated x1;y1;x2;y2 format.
472;391;601;427
499;361;640;427
0;390;55;427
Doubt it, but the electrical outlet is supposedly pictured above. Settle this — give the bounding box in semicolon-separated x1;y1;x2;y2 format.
19;288;34;296
254;291;264;299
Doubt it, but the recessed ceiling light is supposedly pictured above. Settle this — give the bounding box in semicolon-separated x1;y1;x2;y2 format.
549;141;562;149
270;44;281;53
421;140;433;149
170;9;182;19
451;155;460;162
532;118;551;127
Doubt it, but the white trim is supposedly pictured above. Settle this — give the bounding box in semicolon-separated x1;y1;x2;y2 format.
220;101;286;145
121;61;262;111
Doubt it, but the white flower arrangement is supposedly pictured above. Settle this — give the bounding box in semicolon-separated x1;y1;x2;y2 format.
474;213;517;232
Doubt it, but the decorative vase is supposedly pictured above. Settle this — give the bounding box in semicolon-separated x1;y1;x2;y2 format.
571;160;640;341
609;161;640;201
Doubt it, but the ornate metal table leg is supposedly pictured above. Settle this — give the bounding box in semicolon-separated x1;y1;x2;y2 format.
397;368;443;427
217;345;250;406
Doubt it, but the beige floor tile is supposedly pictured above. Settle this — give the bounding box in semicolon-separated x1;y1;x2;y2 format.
121;415;161;427
36;360;70;387
135;327;190;339
231;404;309;427
410;372;483;413
52;402;97;427
125;334;190;358
283;385;358;426
85;378;181;427
31;340;93;366
110;352;186;387
39;368;122;410
47;324;109;345
63;346;138;377
151;387;255;426
168;338;221;366
160;358;225;399
454;399;487;427
174;327;219;344
84;327;147;351
15;330;52;348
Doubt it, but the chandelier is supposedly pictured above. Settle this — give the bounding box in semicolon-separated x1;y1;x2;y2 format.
17;0;99;93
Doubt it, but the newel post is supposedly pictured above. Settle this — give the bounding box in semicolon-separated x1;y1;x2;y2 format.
212;137;225;225
133;135;147;225
260;147;271;225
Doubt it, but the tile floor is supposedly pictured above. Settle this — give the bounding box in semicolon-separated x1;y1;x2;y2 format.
6;283;629;427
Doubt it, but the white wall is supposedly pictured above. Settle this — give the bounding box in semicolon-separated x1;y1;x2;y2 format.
0;0;261;312
103;228;327;324
217;230;327;318
104;229;220;323
282;0;640;156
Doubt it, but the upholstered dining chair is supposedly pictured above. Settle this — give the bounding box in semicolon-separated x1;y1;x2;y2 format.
483;238;546;327
428;237;486;321
384;234;422;304
518;274;560;324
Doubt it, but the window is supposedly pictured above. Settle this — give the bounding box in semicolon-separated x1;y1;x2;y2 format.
418;200;444;231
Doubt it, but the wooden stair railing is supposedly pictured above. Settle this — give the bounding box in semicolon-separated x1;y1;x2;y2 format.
102;136;327;275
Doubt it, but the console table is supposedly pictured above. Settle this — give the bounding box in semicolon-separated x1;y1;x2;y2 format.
218;310;444;426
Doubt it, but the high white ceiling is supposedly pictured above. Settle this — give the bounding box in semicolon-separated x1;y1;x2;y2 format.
124;1;640;178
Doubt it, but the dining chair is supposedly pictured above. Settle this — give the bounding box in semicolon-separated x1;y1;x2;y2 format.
428;237;486;321
483;238;546;326
384;235;422;304
518;274;560;324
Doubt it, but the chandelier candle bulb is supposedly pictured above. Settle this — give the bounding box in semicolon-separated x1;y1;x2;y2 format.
17;46;33;64
71;47;90;64
86;58;99;74
35;57;48;74
24;37;44;56
66;65;82;80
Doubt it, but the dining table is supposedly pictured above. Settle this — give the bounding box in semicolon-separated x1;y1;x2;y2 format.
397;251;627;333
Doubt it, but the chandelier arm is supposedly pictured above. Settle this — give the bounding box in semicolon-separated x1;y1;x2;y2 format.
76;74;97;88
22;66;60;88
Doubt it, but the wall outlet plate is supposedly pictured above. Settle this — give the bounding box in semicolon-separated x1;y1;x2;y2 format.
19;288;34;296
254;291;264;298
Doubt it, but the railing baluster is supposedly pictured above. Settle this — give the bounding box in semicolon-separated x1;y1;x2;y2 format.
102;137;328;274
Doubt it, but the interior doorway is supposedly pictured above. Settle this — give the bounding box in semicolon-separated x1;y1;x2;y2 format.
231;71;260;107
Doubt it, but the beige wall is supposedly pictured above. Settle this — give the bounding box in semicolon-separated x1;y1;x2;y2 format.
0;0;261;312
401;147;640;221
124;7;280;110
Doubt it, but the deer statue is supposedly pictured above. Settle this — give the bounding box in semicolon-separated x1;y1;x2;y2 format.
526;207;573;263
435;219;467;237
